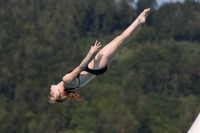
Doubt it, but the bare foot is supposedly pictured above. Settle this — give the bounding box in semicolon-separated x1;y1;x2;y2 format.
137;8;151;24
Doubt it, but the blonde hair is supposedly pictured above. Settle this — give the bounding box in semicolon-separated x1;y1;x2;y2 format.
49;90;82;103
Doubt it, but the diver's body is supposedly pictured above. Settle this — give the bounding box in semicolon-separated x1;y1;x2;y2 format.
50;8;151;103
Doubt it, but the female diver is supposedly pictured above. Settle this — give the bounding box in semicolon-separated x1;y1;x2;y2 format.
50;8;151;103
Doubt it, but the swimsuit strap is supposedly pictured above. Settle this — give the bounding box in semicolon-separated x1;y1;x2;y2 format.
63;77;80;90
63;70;80;90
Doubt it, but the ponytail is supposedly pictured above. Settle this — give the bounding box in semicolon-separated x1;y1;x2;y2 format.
49;90;82;103
66;90;82;101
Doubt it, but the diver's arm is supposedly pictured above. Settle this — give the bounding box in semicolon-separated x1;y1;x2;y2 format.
62;40;102;81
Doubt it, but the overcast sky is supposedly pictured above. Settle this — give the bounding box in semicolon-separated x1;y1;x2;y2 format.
156;0;184;6
134;0;184;6
133;0;184;7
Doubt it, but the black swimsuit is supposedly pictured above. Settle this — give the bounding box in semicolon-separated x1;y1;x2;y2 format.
82;65;108;75
63;65;108;90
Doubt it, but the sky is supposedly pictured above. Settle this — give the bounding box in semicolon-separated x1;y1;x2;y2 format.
134;0;185;7
156;0;184;6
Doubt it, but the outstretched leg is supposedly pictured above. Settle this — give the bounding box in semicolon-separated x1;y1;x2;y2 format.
89;8;150;69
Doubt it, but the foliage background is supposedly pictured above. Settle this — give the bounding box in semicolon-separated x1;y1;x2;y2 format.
0;0;200;132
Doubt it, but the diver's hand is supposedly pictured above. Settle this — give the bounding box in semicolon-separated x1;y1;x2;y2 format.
89;40;102;53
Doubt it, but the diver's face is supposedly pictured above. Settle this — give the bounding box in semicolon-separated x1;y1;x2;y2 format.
50;84;62;99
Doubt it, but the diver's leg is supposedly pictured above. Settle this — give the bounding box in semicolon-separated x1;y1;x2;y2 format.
89;8;150;69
